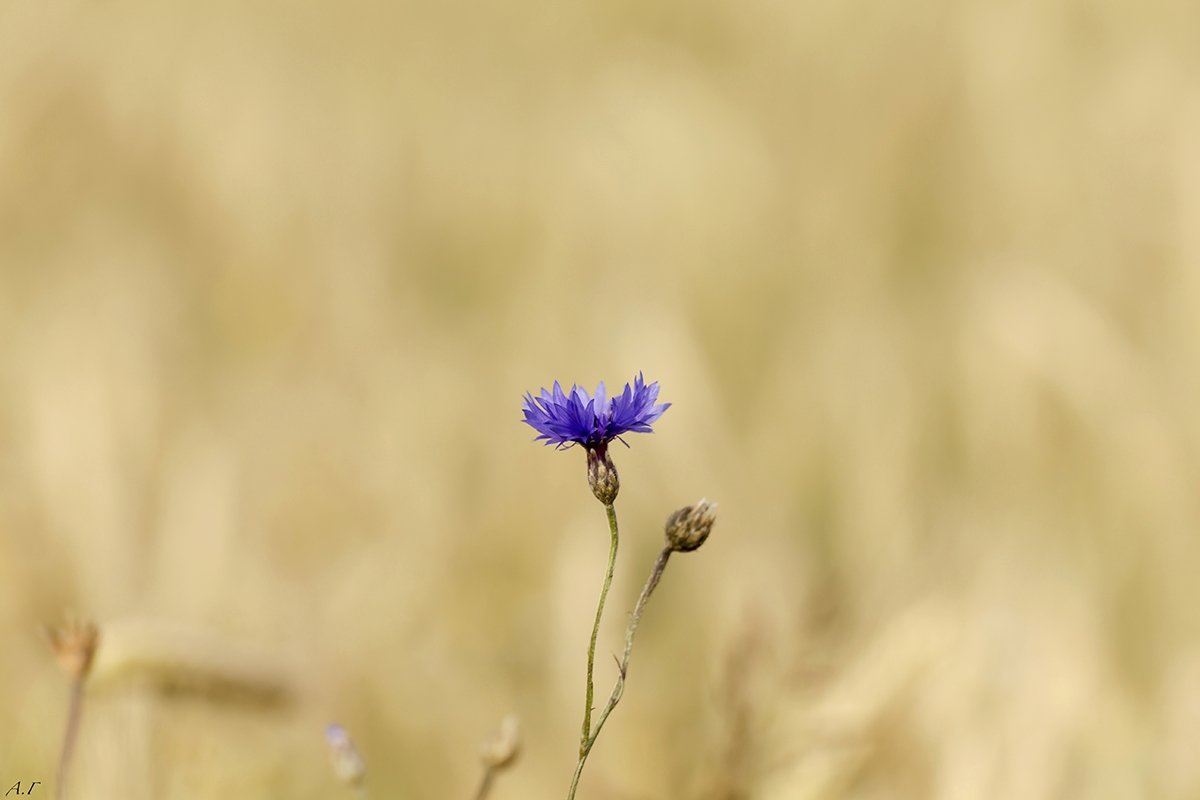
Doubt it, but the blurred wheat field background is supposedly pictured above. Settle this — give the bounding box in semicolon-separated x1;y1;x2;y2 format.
2;0;1199;797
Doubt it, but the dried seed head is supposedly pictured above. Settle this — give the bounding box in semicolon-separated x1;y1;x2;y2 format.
325;723;366;787
480;713;521;770
45;617;100;682
664;499;717;552
586;447;620;505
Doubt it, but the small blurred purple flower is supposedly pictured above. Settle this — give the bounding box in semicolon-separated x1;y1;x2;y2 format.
522;372;670;453
325;723;366;787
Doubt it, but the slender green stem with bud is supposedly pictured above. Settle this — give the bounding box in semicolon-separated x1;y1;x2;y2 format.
567;545;673;800
581;503;620;752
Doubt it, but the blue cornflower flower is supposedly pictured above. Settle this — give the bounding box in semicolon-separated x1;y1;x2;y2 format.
523;373;670;504
522;373;670;453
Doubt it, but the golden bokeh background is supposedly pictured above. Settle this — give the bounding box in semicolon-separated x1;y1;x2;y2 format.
2;0;1199;797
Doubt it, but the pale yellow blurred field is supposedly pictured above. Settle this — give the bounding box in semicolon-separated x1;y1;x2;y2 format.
2;0;1200;798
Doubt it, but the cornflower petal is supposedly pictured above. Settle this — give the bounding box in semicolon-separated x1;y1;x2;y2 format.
521;374;669;449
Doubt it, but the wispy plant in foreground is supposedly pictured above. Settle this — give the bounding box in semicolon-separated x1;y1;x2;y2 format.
474;713;521;800
45;617;100;800
523;374;716;799
323;713;519;800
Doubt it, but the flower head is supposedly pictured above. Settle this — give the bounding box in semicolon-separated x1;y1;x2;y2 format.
45;616;100;683
664;498;717;552
522;372;670;452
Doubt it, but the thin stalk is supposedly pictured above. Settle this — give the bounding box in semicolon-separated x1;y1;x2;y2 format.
56;678;84;800
473;766;496;800
580;503;620;752
566;546;673;800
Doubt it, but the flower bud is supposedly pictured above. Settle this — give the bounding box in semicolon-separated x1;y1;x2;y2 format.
664;499;717;552
45;617;100;682
480;713;521;770
586;447;620;505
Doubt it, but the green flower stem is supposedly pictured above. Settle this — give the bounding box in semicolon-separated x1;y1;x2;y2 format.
587;546;670;740
581;503;620;752
567;545;673;800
